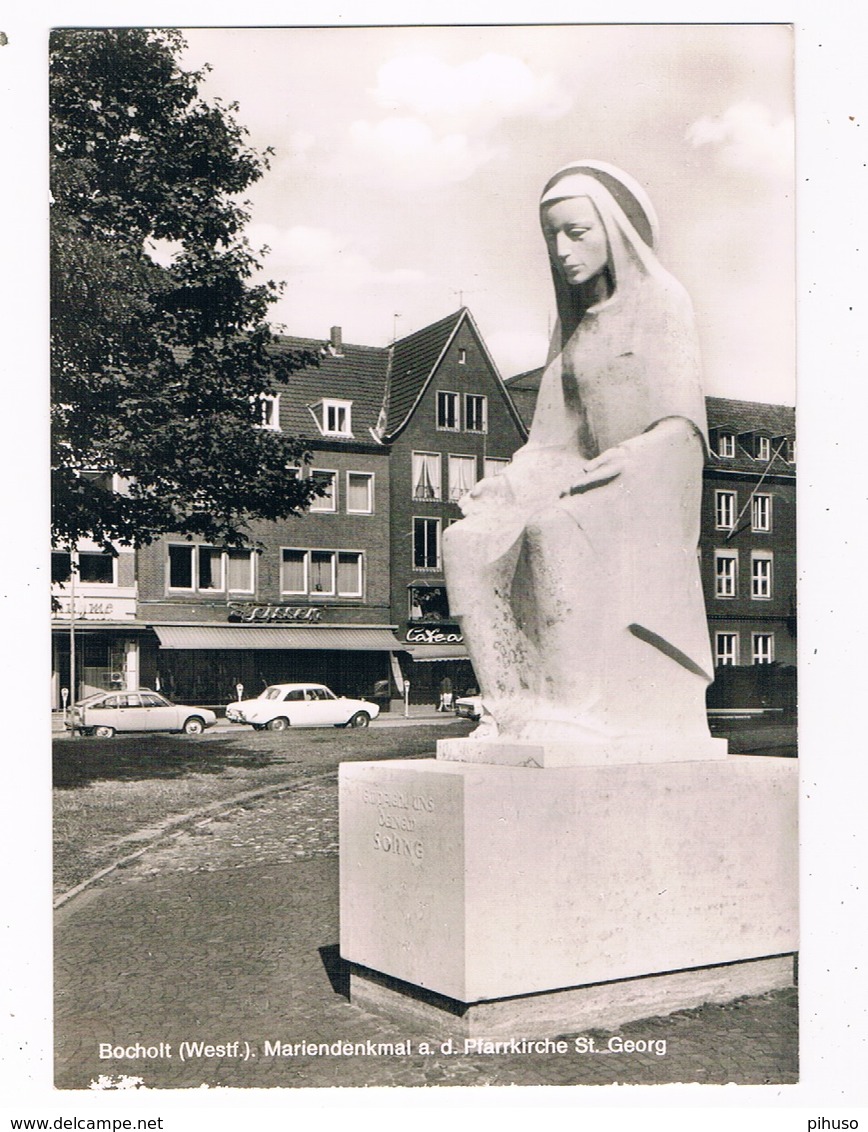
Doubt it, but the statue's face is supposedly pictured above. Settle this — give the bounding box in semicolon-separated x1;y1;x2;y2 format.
541;196;609;287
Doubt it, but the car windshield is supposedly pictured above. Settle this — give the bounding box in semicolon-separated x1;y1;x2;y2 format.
261;687;284;700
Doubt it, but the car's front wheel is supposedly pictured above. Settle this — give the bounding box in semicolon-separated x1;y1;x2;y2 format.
348;711;371;729
267;717;289;732
183;717;205;735
93;725;115;739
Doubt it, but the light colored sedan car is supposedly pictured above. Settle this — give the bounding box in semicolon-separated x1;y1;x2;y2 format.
70;690;217;738
225;683;379;731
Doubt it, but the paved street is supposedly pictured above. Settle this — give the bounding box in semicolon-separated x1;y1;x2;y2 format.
54;770;798;1091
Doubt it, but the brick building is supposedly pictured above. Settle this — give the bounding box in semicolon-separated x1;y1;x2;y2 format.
52;311;526;709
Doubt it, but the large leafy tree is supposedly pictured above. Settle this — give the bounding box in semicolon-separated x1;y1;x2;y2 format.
51;28;319;551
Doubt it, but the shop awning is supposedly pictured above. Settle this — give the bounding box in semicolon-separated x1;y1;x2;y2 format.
153;625;404;651
404;644;469;662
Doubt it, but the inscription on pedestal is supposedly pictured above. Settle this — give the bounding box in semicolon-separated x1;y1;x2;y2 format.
361;786;435;861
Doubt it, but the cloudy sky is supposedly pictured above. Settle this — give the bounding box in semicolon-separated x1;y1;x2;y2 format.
179;24;795;404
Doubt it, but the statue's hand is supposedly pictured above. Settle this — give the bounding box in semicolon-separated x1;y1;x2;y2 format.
459;473;514;515
560;446;628;496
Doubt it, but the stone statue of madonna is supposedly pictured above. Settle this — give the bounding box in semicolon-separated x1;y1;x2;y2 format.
442;161;716;748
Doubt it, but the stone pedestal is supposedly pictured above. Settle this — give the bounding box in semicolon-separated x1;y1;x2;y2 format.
339;755;797;1032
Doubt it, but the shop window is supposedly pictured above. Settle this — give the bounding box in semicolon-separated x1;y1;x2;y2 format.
751;551;773;600
715;490;736;531
437;391;459;431
412;452;442;501
309;469;337;512
714;550;738;598
347;471;374;514
715;632;739;666
448;454;477;501
752;633;775;665
752;493;772;532
413;518;441;569
464;394;487;433
408;585;451;622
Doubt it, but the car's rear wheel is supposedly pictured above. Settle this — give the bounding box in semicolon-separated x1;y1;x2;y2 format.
267;717;289;732
93;725;115;739
348;711;371;729
183;717;205;735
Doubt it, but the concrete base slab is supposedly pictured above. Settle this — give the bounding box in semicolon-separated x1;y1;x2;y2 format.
349;954;795;1040
437;734;728;768
339;757;797;1004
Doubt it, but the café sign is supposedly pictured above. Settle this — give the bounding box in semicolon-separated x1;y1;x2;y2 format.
228;602;322;624
405;626;464;645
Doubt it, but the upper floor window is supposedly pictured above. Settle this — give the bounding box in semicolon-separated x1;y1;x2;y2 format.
412;452;442;501
752;632;775;665
756;436;771;462
408;584;451;622
715;632;739;666
413;517;441;569
437;390;459;431
346;471;374;514
717;432;735;458
319;398;353;437
51;550;115;585
484;457;510;477
168;545;254;593
309;469;337;512
714;550;738;598
751;493;772;532
458;348;467;364
464;394;487;433
281;548;364;598
448;454;477;502
751;551;773;600
253;394;280;430
715;489;736;531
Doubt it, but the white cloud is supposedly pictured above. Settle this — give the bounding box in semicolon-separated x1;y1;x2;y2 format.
373;52;571;124
347;116;497;188
686;102;794;181
247;222;426;291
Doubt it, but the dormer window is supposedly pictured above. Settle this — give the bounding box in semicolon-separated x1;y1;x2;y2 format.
716;431;735;458
756;436;771;462
315;398;353;437
253;394;280;430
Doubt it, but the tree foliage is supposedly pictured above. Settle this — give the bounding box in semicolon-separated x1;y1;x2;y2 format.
51;28;320;551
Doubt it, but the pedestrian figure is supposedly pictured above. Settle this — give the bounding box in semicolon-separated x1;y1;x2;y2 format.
438;675;454;712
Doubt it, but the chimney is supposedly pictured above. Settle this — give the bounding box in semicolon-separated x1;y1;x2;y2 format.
329;326;343;356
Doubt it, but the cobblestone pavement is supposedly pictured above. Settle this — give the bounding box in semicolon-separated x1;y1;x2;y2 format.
55;774;798;1091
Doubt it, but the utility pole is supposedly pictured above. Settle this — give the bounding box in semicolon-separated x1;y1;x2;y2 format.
68;557;77;738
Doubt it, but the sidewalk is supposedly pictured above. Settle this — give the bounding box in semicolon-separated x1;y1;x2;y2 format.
54;774;798;1091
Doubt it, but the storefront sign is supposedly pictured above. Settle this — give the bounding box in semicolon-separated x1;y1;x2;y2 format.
227;602;323;624
53;596;137;620
405;626;464;645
